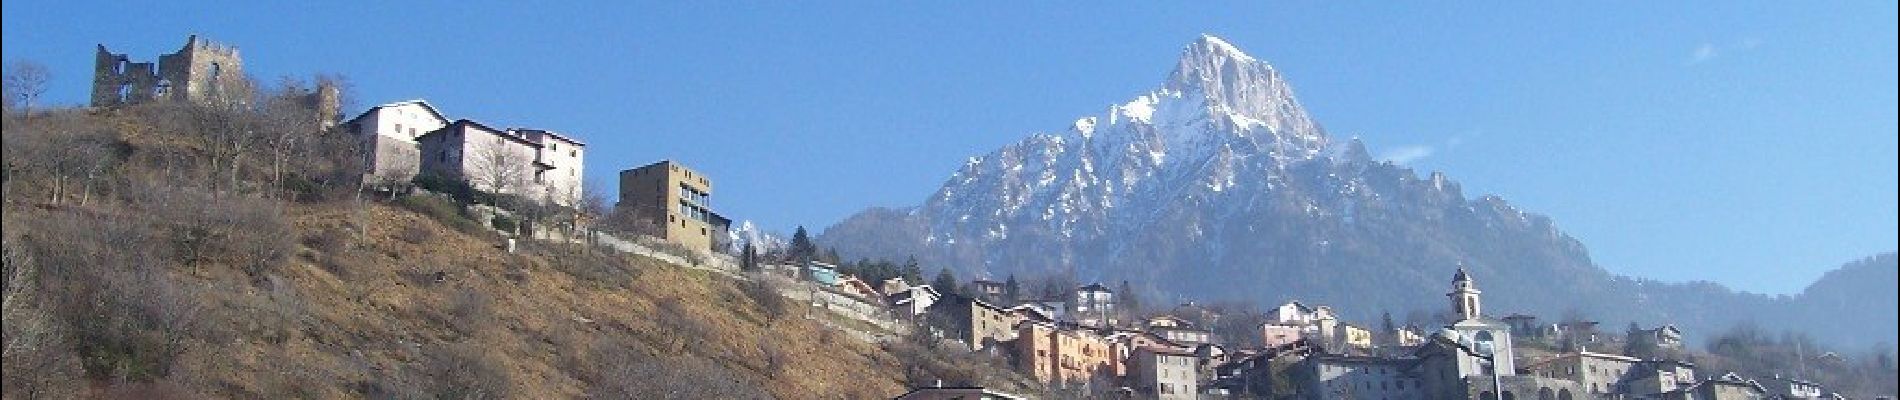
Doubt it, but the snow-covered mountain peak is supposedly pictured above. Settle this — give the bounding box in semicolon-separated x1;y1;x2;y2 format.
1163;35;1324;146
725;220;787;254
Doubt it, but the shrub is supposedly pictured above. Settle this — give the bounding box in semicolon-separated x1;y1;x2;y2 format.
742;278;791;322
20;211;203;382
302;226;352;255
396;224;433;244
1;238;84;399
447;287;494;337
540;246;636;289
395;194;483;234
425;342;511;400
639;236;709;266
411;173;476;205
490;215;518;234
585;347;770;400
126;186;294;278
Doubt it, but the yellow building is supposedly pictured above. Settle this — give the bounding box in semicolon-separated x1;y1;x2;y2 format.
1016;321;1123;386
616;160;730;251
1341;324;1374;349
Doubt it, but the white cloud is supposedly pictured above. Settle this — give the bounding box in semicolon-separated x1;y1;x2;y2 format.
1379;145;1436;165
1689;38;1763;66
1690;43;1720;64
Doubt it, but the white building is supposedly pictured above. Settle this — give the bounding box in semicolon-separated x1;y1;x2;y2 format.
888;285;942;317
416;119;586;206
511;128;586;204
340;99;451;185
1072;283;1116;327
1261;301;1345;349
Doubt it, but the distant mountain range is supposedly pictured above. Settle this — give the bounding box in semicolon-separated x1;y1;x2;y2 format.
817;35;1897;349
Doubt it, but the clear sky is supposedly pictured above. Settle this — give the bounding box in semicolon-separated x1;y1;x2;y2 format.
5;2;1894;295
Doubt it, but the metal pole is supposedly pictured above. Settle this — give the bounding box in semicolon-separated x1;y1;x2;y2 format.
1490;355;1504;400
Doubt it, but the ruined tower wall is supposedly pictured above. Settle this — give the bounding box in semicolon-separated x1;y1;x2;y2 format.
90;35;246;107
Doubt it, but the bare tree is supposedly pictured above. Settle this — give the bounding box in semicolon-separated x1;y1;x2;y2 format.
4;61;50;112
171;76;262;192
426;342;512;400
572;180;610;248
468;139;529;201
256;77;325;198
1;237;81;399
600;202;665;239
367;150;418;199
10;118;115;205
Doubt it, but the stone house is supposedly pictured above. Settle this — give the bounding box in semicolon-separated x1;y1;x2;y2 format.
1630;324;1686;352
971;279;1006;302
1760;374;1825;399
1664;372;1768;400
1128;346;1201;400
926;295;1022;354
1291;354;1425;400
1522;351;1642;395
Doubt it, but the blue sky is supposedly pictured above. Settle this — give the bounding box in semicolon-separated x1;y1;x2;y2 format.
5;2;1894;295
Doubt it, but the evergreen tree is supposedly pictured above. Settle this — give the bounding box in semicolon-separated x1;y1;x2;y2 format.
1117;280;1140;316
821;248;841;264
1625;322;1657;358
901;256;924;284
789;226;816;262
1004;274;1021;305
741;240;759;272
932;267;959;295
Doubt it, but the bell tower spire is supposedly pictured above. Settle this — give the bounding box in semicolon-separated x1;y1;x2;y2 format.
1448;263;1482;321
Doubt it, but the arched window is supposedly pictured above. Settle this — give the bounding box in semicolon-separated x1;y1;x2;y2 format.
1503;391;1518;400
1539;387;1554;400
1480;391;1495;400
1558;389;1574;400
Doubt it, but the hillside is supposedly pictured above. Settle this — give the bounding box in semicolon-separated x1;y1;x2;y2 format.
0;98;1038;398
816;35;1898;349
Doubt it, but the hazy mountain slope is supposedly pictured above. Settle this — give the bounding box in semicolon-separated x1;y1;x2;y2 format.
1791;253;1898;347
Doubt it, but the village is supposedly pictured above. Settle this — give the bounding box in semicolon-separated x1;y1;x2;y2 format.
73;35;1866;400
